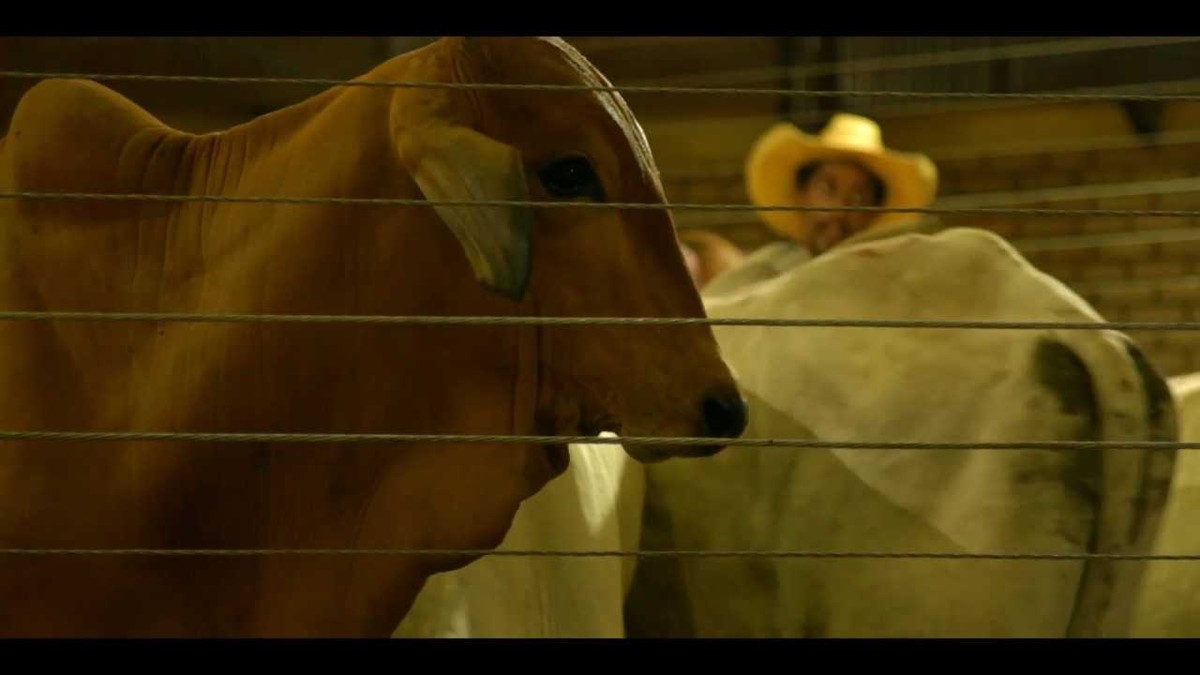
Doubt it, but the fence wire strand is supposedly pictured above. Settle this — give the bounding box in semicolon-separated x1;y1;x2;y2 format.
0;548;1195;560
2;71;1199;101
0;310;1196;332
0;429;1192;450
1;190;1197;218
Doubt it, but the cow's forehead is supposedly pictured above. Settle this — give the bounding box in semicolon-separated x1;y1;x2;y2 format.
391;38;664;192
388;38;665;192
536;38;664;194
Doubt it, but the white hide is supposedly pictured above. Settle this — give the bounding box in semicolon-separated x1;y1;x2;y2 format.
1130;371;1200;636
393;436;645;638
624;227;1177;638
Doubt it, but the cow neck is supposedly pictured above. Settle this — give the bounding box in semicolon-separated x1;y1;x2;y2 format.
511;291;540;439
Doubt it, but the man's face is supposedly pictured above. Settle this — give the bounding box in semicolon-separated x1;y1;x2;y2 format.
799;160;883;255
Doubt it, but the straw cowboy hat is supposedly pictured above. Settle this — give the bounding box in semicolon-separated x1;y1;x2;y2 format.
745;113;939;242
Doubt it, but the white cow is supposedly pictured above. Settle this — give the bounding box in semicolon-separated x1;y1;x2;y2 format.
393;435;645;638
1129;372;1200;636
624;226;1178;638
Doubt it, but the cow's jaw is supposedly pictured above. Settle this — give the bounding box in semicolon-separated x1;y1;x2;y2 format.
532;382;624;481
544;444;571;476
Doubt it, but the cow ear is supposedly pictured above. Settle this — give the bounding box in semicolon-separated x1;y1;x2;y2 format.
400;124;533;301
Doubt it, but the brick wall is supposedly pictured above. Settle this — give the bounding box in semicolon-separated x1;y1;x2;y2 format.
935;139;1200;376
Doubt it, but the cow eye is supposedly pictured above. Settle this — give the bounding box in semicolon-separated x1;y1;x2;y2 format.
538;156;604;201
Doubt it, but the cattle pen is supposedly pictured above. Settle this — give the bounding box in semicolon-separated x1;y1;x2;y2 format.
0;35;1199;639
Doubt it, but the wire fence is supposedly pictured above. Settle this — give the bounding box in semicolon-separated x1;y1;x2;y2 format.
4;70;1200;101
0;429;1191;449
0;44;1197;568
2;189;1197;218
0;310;1196;332
2;547;1196;560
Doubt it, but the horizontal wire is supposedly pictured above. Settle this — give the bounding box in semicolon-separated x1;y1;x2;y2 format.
0;547;1195;560
0;310;1197;332
0;190;1195;217
1;71;1198;101
0;430;1192;450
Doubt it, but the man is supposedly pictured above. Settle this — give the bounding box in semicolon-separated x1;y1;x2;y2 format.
701;113;939;297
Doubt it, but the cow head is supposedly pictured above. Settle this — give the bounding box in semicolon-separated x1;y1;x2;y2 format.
390;37;748;463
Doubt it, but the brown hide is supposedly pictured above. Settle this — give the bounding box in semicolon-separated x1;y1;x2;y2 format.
0;37;744;636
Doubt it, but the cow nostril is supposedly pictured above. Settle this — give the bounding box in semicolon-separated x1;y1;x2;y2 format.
702;390;749;440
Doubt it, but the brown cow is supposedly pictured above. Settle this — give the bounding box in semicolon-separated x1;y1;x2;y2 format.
0;37;747;636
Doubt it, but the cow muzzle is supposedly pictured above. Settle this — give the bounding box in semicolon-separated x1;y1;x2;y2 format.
627;385;748;463
701;387;749;447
